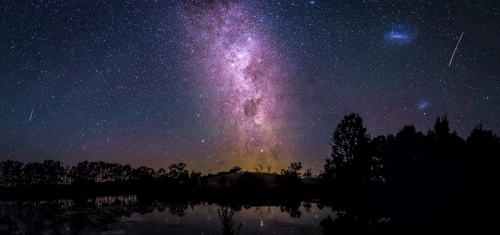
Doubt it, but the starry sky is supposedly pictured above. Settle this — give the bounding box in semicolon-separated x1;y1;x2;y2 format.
1;0;499;173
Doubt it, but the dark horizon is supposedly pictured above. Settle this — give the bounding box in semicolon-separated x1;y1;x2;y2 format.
0;112;499;233
0;113;497;175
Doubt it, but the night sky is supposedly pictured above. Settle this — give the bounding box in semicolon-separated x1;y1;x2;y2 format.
1;0;499;173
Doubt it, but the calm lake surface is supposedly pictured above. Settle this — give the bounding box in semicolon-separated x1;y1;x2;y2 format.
0;195;335;235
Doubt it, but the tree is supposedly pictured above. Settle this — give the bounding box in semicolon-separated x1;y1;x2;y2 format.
324;113;370;182
69;161;98;186
253;165;265;173
41;159;65;185
116;164;132;182
186;170;202;186
266;165;272;173
229;166;242;173
466;122;500;197
190;170;202;179
131;166;155;185
466;121;499;160
434;115;450;139
370;135;394;182
278;162;303;188
258;164;264;173
0;160;24;187
168;163;188;180
253;166;260;173
281;162;302;178
304;168;312;178
156;167;168;180
22;162;43;186
381;125;421;187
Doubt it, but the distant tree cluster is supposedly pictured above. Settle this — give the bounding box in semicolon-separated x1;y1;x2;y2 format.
0;160;67;187
281;162;302;178
0;160;201;189
250;165;274;174
274;162;304;188
229;166;242;173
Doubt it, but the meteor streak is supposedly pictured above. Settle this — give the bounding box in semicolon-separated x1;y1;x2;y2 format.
449;31;464;67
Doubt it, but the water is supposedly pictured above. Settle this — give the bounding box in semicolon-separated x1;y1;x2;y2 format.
0;195;334;235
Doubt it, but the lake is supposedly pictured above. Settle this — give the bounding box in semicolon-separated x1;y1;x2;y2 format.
0;195;335;235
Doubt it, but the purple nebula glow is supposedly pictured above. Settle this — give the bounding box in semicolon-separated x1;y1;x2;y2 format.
181;2;291;166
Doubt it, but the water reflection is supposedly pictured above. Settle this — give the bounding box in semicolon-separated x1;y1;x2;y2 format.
279;202;302;218
0;195;331;235
217;205;241;235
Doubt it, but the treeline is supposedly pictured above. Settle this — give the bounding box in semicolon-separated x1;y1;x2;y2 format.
0;159;311;192
323;113;500;194
2;112;499;200
0;160;202;188
320;113;500;231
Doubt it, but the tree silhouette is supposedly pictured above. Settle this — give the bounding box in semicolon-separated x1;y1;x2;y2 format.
186;170;202;186
381;125;420;187
229;166;242;173
466;121;500;203
303;168;312;178
131;166;155;188
168;164;179;179
117;164;132;182
190;170;202;179
434;115;450;138
253;165;261;173
0;160;23;187
156;167;168;180
324;113;370;183
168;163;188;181
369;135;394;182
22;162;43;186
281;162;302;178
467;122;499;165
69;161;98;186
277;162;303;188
41;160;65;185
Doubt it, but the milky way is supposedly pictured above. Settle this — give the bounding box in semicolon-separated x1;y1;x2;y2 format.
181;1;290;167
